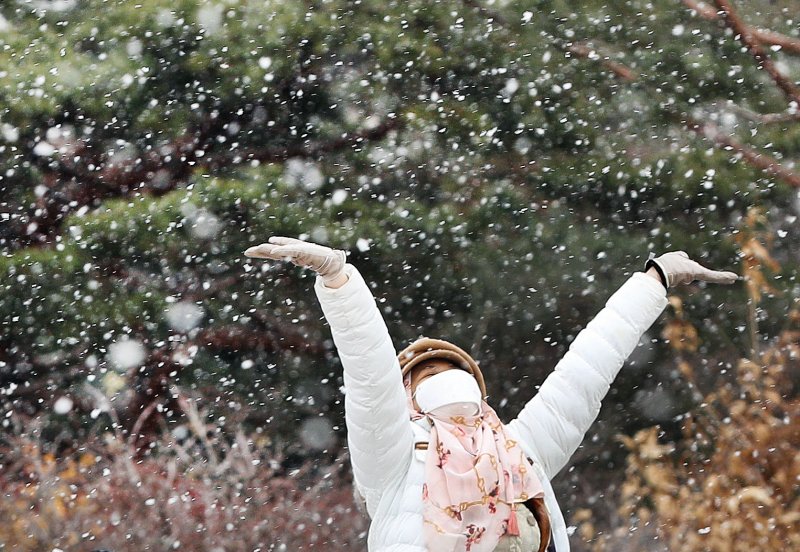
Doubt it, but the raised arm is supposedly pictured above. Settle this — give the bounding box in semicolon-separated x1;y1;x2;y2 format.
507;252;737;479
245;237;412;511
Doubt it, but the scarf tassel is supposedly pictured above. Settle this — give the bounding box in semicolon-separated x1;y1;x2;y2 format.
507;503;520;536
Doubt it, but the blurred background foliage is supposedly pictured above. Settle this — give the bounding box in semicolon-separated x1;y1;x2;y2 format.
0;0;798;549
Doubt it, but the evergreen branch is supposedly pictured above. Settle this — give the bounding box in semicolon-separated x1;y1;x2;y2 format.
13;117;402;251
460;0;508;26
683;0;800;56
111;265;325;354
461;0;639;81
215;115;403;165
711;0;800;105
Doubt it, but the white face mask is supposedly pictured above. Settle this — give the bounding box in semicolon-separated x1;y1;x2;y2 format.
413;369;482;417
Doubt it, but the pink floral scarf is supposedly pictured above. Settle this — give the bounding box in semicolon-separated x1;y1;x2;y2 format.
405;376;544;552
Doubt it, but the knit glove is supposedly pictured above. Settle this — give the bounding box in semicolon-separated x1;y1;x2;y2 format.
645;251;738;289
244;236;347;285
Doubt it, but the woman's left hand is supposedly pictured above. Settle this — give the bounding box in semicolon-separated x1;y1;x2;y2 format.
646;251;738;289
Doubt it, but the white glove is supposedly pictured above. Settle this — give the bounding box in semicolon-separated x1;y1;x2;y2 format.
646;251;738;289
244;236;347;285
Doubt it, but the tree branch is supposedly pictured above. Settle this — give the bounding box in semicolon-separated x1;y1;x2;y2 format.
517;4;800;189
194;324;324;356
711;0;800;105
713;100;800;124
14;117;403;251
567;42;638;82
684;116;800;188
218;115;403;165
460;0;508;26
683;0;800;56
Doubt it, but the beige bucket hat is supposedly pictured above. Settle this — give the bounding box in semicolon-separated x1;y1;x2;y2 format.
397;337;487;398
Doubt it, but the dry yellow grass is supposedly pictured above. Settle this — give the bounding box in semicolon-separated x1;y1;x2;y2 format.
579;208;799;551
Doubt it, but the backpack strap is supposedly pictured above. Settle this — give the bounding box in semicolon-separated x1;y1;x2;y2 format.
524;496;553;552
411;417;432;451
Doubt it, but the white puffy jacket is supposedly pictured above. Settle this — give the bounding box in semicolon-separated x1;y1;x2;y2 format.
314;264;668;551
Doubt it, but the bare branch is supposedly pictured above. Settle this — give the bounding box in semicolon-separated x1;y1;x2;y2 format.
751;28;800;57
714;101;800;124
711;0;800;105
684;116;800;188
128;400;160;448
683;0;800;56
194;324;324;356
523;9;800;188
567;42;638;82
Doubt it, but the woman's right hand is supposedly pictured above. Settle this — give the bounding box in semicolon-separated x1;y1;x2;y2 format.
244;236;349;287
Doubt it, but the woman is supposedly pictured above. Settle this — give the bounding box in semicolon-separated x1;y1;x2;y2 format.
244;237;737;551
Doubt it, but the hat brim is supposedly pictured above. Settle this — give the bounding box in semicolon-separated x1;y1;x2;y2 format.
398;338;487;398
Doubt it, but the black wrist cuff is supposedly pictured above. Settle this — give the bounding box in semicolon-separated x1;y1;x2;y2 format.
645;259;669;290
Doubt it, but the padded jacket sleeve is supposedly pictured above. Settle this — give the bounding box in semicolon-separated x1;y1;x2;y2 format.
506;272;668;480
314;264;413;504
